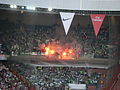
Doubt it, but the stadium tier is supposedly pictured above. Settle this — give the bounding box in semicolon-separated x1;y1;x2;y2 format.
0;2;120;90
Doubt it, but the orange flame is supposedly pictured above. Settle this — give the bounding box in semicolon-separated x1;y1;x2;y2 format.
69;49;73;54
45;51;49;55
50;50;55;54
45;47;50;51
62;52;67;56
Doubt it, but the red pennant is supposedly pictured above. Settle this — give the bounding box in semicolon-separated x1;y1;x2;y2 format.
90;14;105;36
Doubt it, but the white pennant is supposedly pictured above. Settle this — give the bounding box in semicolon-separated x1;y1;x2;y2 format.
60;12;75;35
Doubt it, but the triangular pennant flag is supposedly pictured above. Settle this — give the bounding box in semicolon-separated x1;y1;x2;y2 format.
90;14;105;36
60;12;75;35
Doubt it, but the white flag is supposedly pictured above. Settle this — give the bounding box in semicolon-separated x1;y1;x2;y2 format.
60;12;75;35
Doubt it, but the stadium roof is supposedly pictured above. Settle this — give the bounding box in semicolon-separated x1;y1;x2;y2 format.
0;0;120;11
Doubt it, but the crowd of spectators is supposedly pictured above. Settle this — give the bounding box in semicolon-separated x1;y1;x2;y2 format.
0;19;58;55
68;23;112;58
0;62;29;90
0;17;117;59
4;61;105;90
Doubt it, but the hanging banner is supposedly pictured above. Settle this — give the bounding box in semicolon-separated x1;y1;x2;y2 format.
90;14;105;36
60;12;75;35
